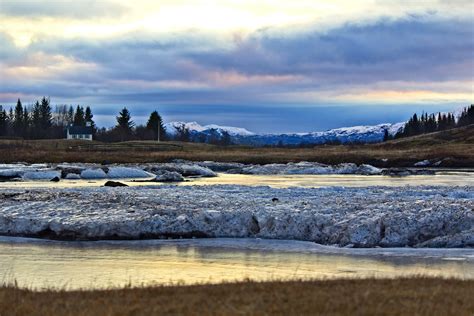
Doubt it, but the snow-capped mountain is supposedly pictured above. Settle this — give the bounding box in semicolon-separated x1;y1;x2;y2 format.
233;123;404;146
164;121;255;136
164;121;405;145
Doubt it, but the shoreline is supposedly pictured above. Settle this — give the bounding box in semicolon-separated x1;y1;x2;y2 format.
0;125;472;167
2;236;473;257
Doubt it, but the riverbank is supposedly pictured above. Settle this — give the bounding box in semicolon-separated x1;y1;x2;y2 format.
0;124;472;167
2;278;473;315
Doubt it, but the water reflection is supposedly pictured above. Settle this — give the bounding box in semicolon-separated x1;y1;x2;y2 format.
0;172;472;189
1;238;472;290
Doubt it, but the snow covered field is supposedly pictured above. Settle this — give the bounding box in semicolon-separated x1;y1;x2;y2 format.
0;185;472;247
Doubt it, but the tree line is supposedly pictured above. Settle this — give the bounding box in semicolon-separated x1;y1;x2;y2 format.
95;108;168;142
0;97;168;142
390;104;473;140
0;97;74;139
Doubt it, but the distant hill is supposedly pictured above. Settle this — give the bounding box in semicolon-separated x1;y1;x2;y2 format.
381;123;474;147
164;121;405;146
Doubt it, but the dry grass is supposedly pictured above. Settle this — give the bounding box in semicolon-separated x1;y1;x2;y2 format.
1;278;473;315
0;125;472;167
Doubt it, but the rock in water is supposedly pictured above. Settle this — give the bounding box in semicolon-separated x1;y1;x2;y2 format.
104;181;128;187
50;177;60;182
153;171;185;182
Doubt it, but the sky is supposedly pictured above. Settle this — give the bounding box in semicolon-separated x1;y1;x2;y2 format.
0;0;473;133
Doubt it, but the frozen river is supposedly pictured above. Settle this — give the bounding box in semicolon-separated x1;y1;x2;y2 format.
0;169;472;289
1;237;473;290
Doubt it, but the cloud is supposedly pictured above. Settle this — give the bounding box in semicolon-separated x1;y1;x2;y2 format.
0;15;472;109
189;17;474;83
0;0;126;19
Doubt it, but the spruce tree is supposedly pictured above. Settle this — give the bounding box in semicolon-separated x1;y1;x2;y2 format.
67;106;74;125
13;98;24;137
146;110;166;141
23;106;29;138
116;107;134;141
8;108;14;124
438;114;448;131
84;106;95;129
31;101;41;138
73;105;85;126
457;105;473;126
39;97;52;130
0;106;8;136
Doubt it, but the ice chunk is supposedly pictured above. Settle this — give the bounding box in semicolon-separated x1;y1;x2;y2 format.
414;160;431;167
107;167;154;179
154;171;184;182
65;173;81;180
81;168;107;179
22;170;61;180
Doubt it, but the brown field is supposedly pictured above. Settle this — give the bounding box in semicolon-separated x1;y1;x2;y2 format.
1;278;473;316
0;125;472;167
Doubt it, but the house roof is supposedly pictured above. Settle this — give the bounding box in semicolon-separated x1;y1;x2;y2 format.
68;126;93;135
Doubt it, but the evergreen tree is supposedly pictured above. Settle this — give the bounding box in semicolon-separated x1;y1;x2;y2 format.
412;113;420;135
0;106;8;136
84;106;95;129
447;113;456;129
13;98;24;137
31;101;41;131
8;108;14;130
146;110;166;141
116;107;134;140
382;129;389;142
67;106;74;125
54;105;68;127
425;114;436;133
22;106;30;138
457;105;474;127
438;113;448;130
73;105;85;126
39;96;52;130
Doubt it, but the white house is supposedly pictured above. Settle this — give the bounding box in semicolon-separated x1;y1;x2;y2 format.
66;125;93;140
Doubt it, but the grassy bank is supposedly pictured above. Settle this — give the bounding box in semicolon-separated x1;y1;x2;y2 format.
1;278;473;315
0;125;472;167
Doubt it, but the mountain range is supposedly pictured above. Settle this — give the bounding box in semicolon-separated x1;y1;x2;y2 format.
164;121;405;145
